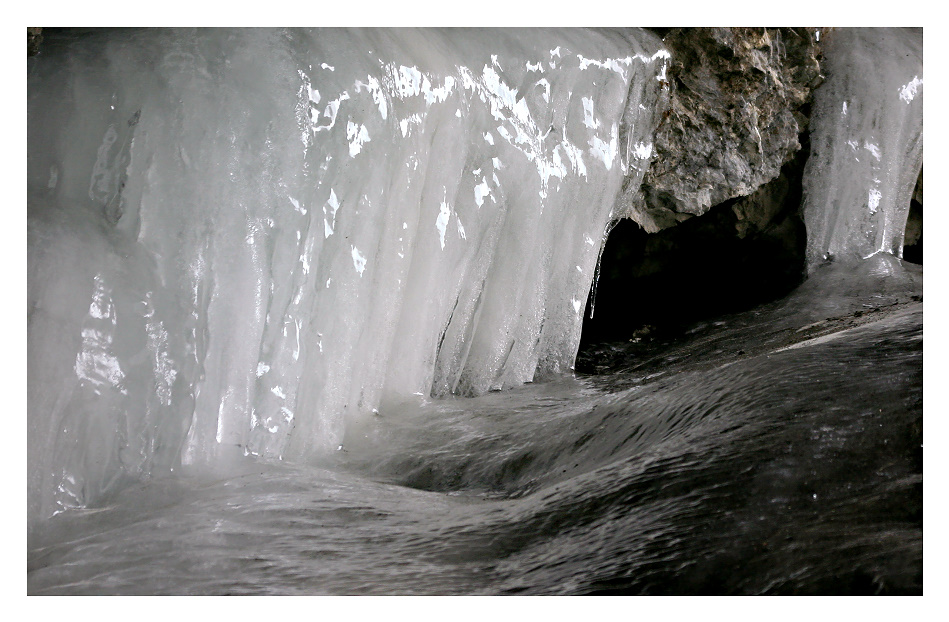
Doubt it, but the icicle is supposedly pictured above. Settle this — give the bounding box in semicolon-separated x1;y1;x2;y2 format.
802;28;922;271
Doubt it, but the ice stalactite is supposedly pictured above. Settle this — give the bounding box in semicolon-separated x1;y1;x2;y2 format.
802;28;922;271
27;28;669;524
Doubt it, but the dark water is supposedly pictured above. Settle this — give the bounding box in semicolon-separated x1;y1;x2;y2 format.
26;260;923;595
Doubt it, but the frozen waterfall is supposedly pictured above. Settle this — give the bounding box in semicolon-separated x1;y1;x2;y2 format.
27;27;923;532
28;28;669;524
802;27;922;271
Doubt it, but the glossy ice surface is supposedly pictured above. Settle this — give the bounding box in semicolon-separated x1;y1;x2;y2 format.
28;28;668;524
802;28;922;270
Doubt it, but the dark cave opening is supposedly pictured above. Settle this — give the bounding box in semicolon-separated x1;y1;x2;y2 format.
578;205;806;351
577;159;923;356
578;159;810;351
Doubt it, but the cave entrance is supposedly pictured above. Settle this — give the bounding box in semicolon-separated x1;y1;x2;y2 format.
578;200;808;352
578;179;922;354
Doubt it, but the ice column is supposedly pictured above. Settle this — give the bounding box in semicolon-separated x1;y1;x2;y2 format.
802;28;922;271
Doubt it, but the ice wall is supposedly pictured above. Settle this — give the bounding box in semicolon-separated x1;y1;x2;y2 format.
28;28;669;523
802;28;923;271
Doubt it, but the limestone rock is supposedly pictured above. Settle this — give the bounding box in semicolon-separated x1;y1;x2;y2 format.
626;27;822;233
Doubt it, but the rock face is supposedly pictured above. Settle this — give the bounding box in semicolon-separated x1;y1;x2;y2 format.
624;27;822;233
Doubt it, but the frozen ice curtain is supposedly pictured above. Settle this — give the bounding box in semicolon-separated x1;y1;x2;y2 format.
28;28;669;523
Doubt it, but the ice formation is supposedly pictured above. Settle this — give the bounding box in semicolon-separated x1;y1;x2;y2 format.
27;28;669;523
802;28;923;271
27;27;924;529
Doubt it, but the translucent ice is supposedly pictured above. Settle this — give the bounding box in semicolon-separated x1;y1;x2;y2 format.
28;28;668;523
802;28;923;271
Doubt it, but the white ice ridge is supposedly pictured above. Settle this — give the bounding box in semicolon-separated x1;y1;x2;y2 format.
802;28;922;271
27;28;669;524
